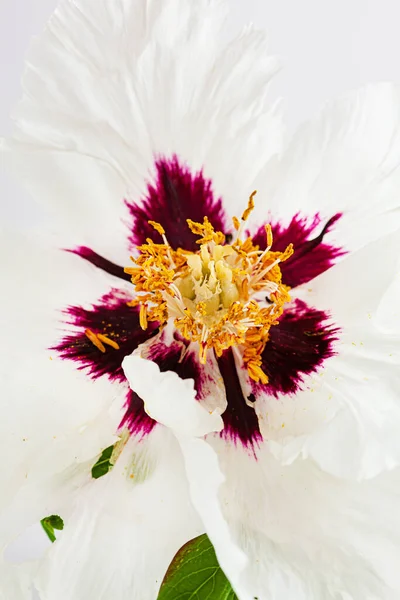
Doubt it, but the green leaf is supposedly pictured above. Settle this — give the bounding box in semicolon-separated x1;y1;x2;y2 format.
40;515;64;543
91;444;115;479
157;534;238;600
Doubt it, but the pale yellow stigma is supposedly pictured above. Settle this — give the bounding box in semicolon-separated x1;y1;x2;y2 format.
125;193;294;384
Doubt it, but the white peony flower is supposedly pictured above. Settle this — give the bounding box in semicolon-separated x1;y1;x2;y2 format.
1;0;400;599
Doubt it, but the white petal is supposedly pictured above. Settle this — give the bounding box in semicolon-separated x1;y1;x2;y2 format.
0;231;125;543
177;437;250;600
260;232;400;479
35;429;202;600
256;330;400;480
1;150;131;265
123;355;250;598
197;443;400;600
122;355;224;437
0;561;35;600
137;332;228;417
125;357;400;599
3;0;282;251
298;228;400;327
376;268;400;333
255;83;400;251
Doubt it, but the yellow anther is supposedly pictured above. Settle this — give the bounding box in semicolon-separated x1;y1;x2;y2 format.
241;190;257;222
139;304;148;330
97;333;120;350
232;216;240;231
214;231;226;245
186;219;204;235
85;329;106;353
247;362;269;385
265;223;273;248
241;277;249;301
245;330;262;343
281;243;294;262
148;221;166;236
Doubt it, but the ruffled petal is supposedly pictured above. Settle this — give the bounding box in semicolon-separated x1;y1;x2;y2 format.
137;332;228;417
254;83;400;253
123;355;223;437
129;336;262;449
35;429;202;600
3;0;282;255
127;358;400;600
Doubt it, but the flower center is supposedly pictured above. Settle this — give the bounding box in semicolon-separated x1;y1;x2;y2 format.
125;192;294;384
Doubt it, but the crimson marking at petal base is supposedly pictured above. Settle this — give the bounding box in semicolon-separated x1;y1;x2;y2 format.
53;290;158;435
68;246;131;282
217;349;262;447
127;156;231;251
120;390;157;436
146;337;204;390
253;213;345;288
148;338;262;447
53;291;158;381
255;299;339;398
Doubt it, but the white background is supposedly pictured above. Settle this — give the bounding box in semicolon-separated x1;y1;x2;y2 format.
1;0;400;597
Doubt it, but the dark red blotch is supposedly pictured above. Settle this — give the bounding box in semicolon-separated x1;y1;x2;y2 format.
217;349;262;448
127;156;231;251
256;299;339;397
253;212;345;288
53;290;158;435
147;340;262;448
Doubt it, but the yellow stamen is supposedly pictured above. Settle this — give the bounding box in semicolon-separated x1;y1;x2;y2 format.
241;190;257;222
265;223;273;248
247;362;269;385
97;333;120;350
139;304;148;330
241;277;249;301
148;220;166;236
281;243;294;262
125;207;294;383
85;329;106;353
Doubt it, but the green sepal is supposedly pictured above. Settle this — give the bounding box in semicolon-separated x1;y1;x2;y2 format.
40;515;64;543
91;444;114;479
157;534;238;600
